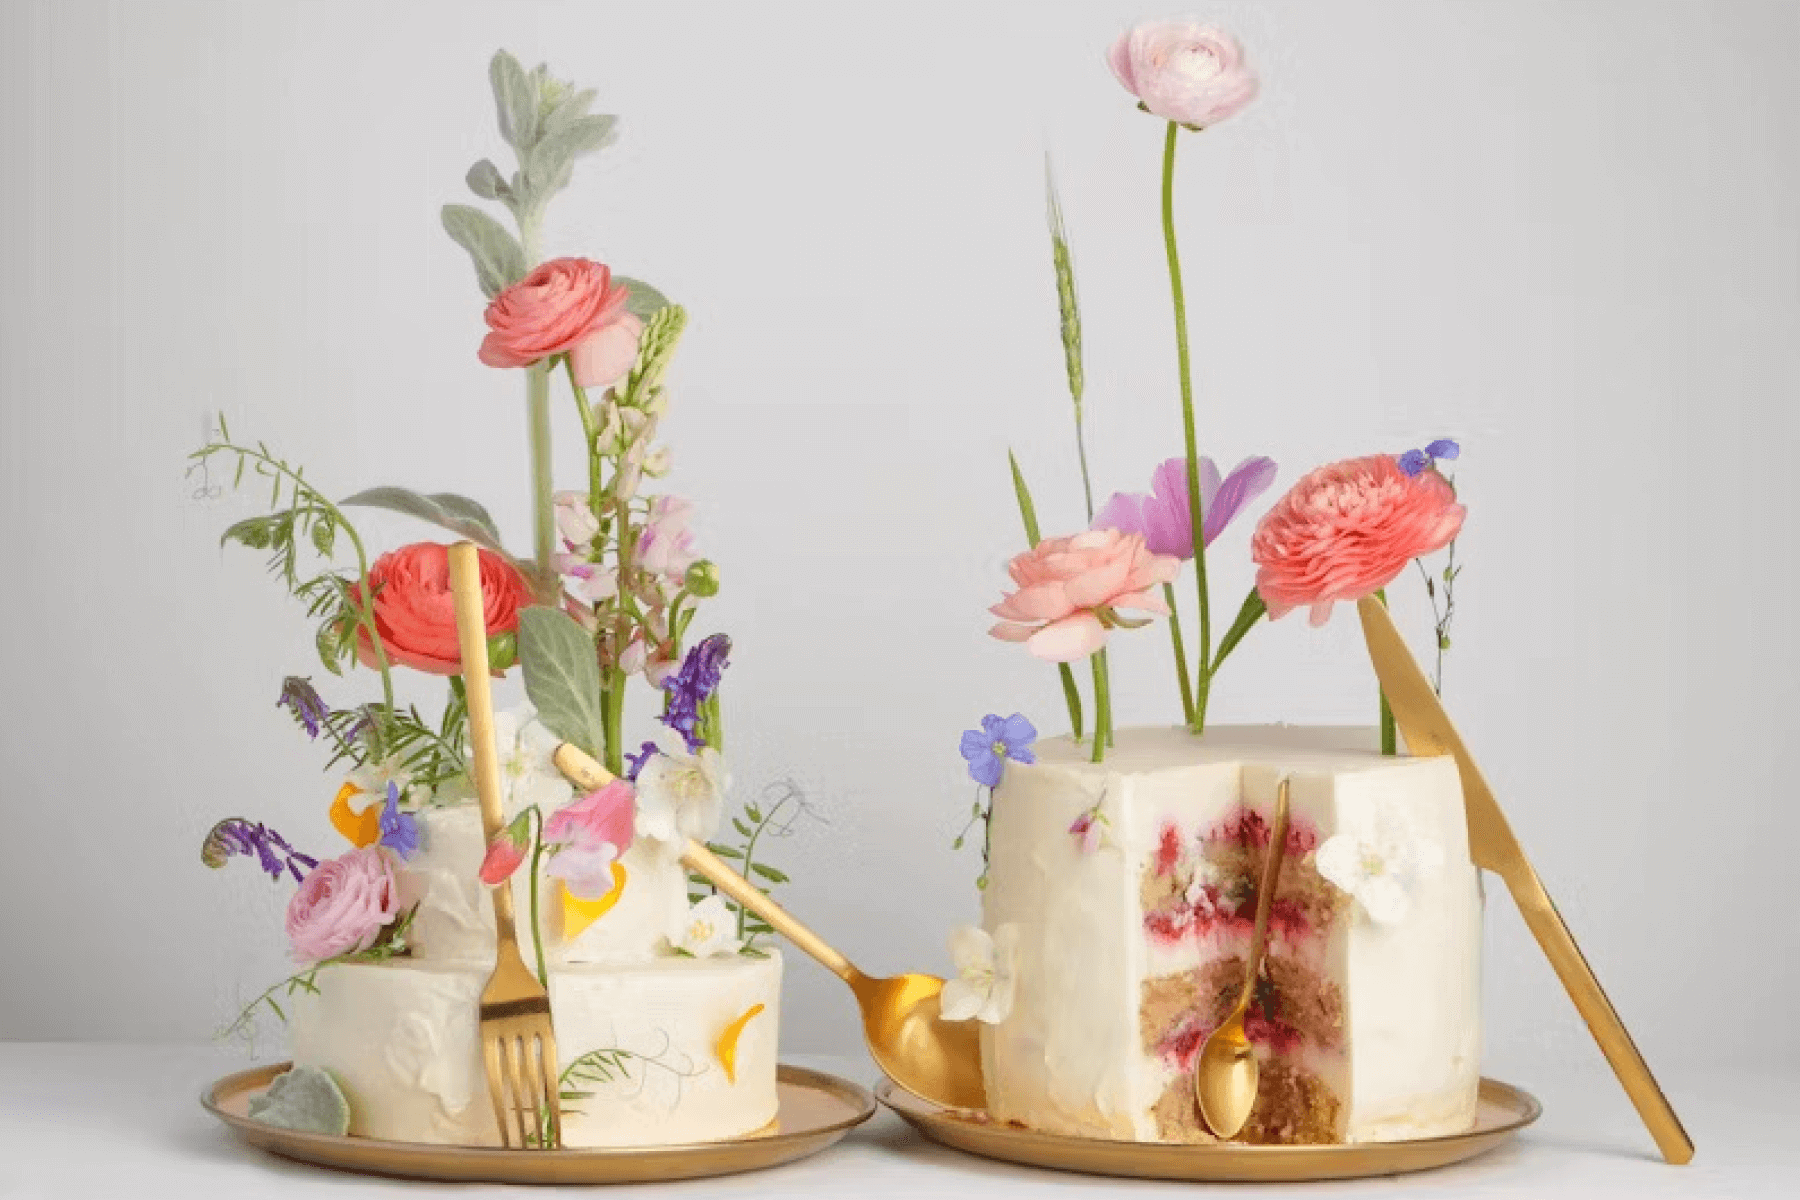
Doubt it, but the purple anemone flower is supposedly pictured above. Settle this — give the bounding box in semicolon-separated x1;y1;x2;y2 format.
1093;455;1278;559
959;713;1038;789
378;782;421;860
202;818;318;883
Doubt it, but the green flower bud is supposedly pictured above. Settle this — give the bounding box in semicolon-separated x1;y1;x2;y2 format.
487;631;518;673
685;560;721;598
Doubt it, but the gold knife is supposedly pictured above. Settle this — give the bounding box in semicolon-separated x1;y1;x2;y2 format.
1358;595;1693;1165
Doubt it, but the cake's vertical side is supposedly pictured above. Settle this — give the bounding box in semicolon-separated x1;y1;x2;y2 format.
979;746;1141;1137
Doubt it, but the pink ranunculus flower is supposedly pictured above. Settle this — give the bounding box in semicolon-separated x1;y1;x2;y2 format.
478;257;642;389
544;781;637;899
989;529;1182;662
285;845;401;964
1094;455;1277;559
1108;20;1259;129
351;543;533;676
1251;454;1466;626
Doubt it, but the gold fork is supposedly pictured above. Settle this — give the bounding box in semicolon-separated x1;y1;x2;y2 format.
447;541;563;1150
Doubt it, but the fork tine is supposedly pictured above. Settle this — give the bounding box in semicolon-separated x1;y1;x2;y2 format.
536;1033;562;1149
504;1034;533;1149
516;1034;544;1149
482;1037;513;1149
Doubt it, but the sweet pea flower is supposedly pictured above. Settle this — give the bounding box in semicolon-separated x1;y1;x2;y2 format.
479;810;532;886
1093;455;1277;559
637;496;699;581
989;530;1181;662
543;781;637;900
1251;454;1465;625
1108;19;1259;129
959;713;1037;788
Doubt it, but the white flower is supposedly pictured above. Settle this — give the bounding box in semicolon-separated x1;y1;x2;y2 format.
490;706;574;812
671;895;740;958
1315;804;1445;926
553;491;600;550
940;924;1019;1025
635;728;728;846
348;756;430;807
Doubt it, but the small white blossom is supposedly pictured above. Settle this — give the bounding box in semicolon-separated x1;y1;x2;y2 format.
1315;803;1445;926
636;728;728;846
671;895;740;958
940;924;1019;1025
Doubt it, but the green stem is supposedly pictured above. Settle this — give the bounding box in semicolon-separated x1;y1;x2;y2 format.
526;361;556;603
1161;121;1213;724
1089;653;1112;764
1376;588;1397;755
1009;448;1085;741
527;806;549;988
1163;583;1195;725
602;668;626;777
1074;419;1096;524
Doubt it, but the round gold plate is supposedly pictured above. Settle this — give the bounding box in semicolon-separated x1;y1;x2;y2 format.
204;1062;874;1184
877;1076;1540;1182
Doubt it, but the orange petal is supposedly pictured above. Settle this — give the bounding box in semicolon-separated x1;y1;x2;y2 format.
714;1003;766;1085
329;783;381;848
560;862;628;940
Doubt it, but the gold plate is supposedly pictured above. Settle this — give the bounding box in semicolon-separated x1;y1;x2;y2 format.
204;1062;874;1184
878;1076;1540;1182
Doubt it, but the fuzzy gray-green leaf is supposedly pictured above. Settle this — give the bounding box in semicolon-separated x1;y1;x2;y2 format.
518;608;606;759
524;114;617;197
614;276;669;321
340;486;507;551
466;159;509;201
489;50;537;150
441;204;526;299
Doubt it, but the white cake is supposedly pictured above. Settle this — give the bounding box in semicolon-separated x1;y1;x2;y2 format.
290;802;783;1147
978;725;1480;1144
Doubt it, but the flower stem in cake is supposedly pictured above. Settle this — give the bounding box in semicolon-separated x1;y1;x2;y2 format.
1162;583;1197;724
1089;652;1113;764
1160;120;1214;726
1008;448;1085;741
1375;588;1397;755
528;805;549;987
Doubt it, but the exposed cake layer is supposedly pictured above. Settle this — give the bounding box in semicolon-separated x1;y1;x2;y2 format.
402;803;687;967
290;953;782;1147
979;725;1480;1145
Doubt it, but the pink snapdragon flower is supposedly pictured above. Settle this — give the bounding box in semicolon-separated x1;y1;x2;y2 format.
1093;455;1276;559
543;781;637;899
285;845;401;964
1108;20;1259;129
1251;454;1465;625
989;530;1181;662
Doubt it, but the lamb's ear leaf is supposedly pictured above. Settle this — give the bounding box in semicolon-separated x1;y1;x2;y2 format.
441;204;526;299
339;486;507;552
613;276;669;321
466;159;509;201
518;608;606;760
489;50;537;151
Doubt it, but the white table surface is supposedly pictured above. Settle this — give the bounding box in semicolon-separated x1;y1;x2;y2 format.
0;1043;1792;1198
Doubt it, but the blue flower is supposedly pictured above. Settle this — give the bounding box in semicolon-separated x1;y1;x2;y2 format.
377;782;421;860
959;713;1038;788
202;818;319;883
1398;439;1461;477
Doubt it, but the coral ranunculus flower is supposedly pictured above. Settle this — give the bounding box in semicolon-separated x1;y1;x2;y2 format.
989;529;1181;662
478;257;643;389
351;543;533;676
1251;454;1465;626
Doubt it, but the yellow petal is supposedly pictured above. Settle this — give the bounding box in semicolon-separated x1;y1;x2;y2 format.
329;783;381;848
714;1003;765;1085
560;863;628;941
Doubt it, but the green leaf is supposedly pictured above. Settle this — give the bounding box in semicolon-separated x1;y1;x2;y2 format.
731;817;753;838
441;204;526;299
750;862;789;884
309;518;335;557
248;1067;351;1135
339;486;507;551
524;114;617;197
518;607;606;759
489;50;537;150
221;514;280;551
708;844;743;860
466;159;509;201
744;803;763;824
614;276;670;321
1213;588;1268;667
1007;448;1043;546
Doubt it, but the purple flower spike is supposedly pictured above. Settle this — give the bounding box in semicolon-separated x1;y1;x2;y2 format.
660;633;732;752
959;713;1038;788
202;818;319;883
277;676;330;740
378;782;421;860
1094;456;1278;559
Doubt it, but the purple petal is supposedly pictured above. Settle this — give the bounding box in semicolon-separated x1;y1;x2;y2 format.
1426;438;1460;461
966;748;1003;788
1201;456;1278;545
1397;449;1429;477
960;728;992;760
998;712;1038;757
1198;457;1223;512
1092;491;1149;539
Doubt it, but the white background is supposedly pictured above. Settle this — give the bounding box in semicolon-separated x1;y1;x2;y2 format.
1;0;1795;1104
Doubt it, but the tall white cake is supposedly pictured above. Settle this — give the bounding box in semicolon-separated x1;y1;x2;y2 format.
290;801;782;1147
978;726;1479;1144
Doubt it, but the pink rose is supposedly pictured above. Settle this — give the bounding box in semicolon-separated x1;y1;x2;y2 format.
989;529;1181;662
478;257;643;389
1108;20;1259;129
285;846;401;964
351;543;534;676
1251;454;1466;626
544;781;637;899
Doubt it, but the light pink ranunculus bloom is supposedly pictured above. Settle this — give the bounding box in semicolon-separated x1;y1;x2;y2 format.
1108;20;1259;129
285;845;401;964
1251;454;1465;626
478;258;642;389
544;781;637;899
989;529;1181;662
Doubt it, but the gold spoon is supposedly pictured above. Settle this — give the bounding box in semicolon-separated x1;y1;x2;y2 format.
1194;776;1291;1140
551;742;986;1111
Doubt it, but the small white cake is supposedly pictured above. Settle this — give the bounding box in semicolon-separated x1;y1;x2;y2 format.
979;725;1480;1144
290;802;783;1147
